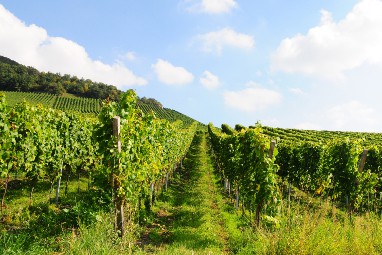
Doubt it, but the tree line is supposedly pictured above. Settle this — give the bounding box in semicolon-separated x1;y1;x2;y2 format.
0;55;121;101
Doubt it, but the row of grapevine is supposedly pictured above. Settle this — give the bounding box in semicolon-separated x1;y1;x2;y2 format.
263;125;382;147
209;122;382;219
208;123;280;225
261;125;382;211
275;138;379;210
0;91;101;114
53;96;101;114
0;95;96;212
0;91;197;235
1;91;201;126
95;91;197;235
137;100;200;127
1;91;56;108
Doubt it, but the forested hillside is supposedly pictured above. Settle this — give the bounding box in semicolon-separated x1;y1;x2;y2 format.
0;55;121;100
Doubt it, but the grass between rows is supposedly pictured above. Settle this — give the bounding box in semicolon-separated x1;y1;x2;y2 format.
134;131;231;254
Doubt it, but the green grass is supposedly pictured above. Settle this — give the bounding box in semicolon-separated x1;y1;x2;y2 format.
135;132;231;254
0;174;115;254
236;202;382;255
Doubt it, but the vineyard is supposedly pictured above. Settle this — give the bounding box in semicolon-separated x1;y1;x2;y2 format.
0;91;199;126
2;90;382;253
208;122;382;226
0;91;197;250
1;91;101;114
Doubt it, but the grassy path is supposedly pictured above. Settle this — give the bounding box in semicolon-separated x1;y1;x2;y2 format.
136;132;231;254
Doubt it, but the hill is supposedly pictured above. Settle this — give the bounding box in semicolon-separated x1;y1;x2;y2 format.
0;55;121;100
0;55;202;125
0;90;201;126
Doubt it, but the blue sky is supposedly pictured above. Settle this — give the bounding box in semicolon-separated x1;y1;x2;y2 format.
1;0;382;132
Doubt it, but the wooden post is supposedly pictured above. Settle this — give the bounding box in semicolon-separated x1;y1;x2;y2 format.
113;116;124;238
358;149;368;172
346;195;349;213
113;117;121;152
268;140;276;158
235;185;239;210
288;182;291;212
150;182;155;204
55;160;64;204
165;172;169;191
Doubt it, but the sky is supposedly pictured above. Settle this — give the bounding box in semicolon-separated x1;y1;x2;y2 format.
1;0;382;132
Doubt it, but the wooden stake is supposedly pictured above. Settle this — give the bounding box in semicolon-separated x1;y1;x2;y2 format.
113;116;124;237
113;117;121;152
236;186;239;210
55;160;64;204
165;172;169;191
358;149;368;172
269;140;276;158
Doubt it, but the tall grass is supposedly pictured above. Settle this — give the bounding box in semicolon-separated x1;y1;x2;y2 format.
233;200;382;255
61;212;137;255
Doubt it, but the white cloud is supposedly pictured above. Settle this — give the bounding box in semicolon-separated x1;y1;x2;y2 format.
327;100;378;131
245;81;262;88
289;88;305;95
183;0;237;14
0;4;146;89
152;59;194;85
224;87;282;112
200;70;220;89
271;0;382;81
196;27;255;54
123;51;136;61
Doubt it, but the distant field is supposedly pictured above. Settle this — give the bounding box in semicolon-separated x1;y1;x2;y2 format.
1;91;101;114
1;91;201;126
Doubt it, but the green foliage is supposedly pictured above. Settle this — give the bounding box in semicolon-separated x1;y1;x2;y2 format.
221;123;235;135
2;91;202;125
263;125;382;211
137;99;201;127
1;91;101;114
95;90;197;210
0;91;197;239
234;124;246;132
208;123;280;224
0;55;121;100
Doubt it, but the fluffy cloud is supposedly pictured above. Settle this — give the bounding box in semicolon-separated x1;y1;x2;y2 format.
327;100;378;131
271;0;382;80
0;4;146;89
224;87;282;112
183;0;237;14
152;59;194;85
200;70;220;89
289;88;305;95
196;28;255;54
122;51;137;61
